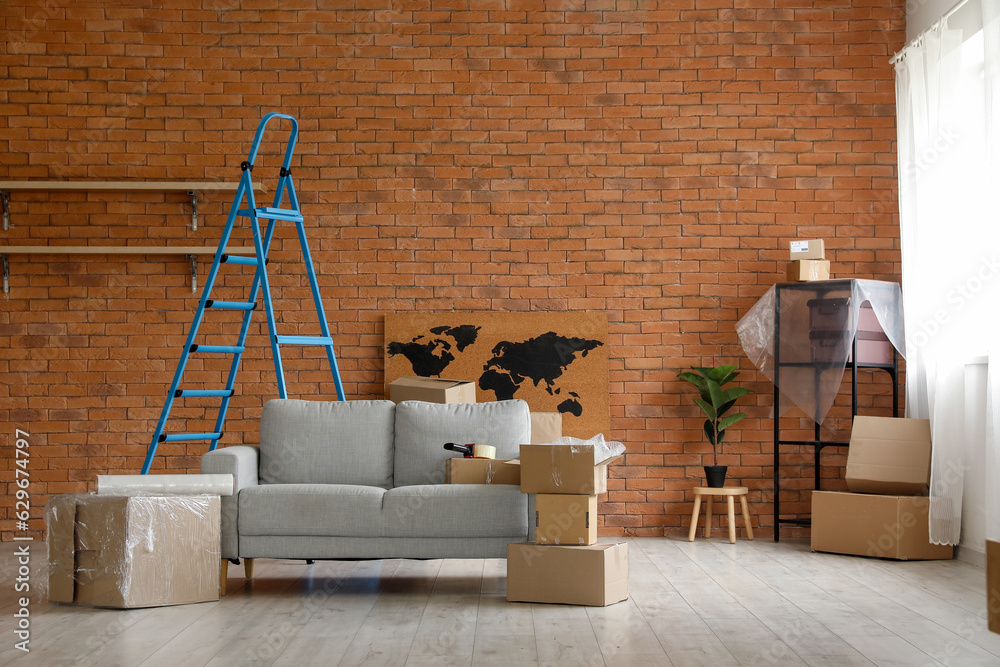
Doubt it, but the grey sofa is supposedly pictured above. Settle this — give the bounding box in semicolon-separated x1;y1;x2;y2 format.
201;398;534;569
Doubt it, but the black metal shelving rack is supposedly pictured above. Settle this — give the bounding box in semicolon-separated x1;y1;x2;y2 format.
772;280;900;541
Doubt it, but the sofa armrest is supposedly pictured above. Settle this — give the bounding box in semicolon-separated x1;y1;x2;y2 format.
201;446;259;559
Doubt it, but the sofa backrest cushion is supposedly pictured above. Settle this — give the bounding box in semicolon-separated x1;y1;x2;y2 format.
393;399;531;487
259;399;395;488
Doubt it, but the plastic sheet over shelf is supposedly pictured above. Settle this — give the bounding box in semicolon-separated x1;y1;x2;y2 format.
736;279;904;424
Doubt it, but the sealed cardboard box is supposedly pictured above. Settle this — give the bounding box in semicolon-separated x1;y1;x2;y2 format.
389;376;476;404
789;239;826;260
530;412;562;444
519;443;622;495
988;541;1000;633
446;458;520;485
846;416;932;495
507;542;628;606
536;494;597;545
46;494;221;608
811;491;953;560
787;259;831;282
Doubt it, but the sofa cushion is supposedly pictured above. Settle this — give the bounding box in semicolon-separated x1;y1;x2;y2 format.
382;485;528;538
258;399;395;488
392;400;531;487
239;484;386;537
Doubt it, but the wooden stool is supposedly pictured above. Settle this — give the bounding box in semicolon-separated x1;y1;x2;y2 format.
688;486;754;544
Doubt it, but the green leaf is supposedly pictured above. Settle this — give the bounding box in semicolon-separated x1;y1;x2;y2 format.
718;386;752;406
716;369;739;386
678;371;708;392
706;364;738;383
694;398;717;421
718;412;748;432
707;379;727;411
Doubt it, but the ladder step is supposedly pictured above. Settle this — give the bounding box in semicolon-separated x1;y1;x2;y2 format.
158;432;223;443
238;207;304;222
174;389;235;398
207;300;257;311
276;335;334;346
190;344;245;354
221;254;263;266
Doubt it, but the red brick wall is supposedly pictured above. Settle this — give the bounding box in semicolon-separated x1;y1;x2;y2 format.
0;0;905;541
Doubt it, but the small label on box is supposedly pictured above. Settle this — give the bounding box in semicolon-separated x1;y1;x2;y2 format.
790;240;810;253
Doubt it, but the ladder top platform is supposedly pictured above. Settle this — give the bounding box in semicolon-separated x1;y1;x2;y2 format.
0;181;267;192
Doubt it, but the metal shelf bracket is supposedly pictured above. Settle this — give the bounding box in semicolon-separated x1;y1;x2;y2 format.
187;254;198;294
189;191;198;230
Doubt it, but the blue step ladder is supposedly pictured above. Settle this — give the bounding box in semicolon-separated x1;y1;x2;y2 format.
141;112;345;474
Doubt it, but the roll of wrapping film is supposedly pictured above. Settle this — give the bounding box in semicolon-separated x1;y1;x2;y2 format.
96;473;235;496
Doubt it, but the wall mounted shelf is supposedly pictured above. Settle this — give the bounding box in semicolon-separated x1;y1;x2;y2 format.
0;246;256;294
0;180;266;230
0;180;268;294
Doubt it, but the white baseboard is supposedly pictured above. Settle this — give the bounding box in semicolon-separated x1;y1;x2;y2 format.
956;543;986;567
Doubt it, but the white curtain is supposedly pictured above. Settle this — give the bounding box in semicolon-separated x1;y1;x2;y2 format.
984;0;1000;543
895;4;1000;545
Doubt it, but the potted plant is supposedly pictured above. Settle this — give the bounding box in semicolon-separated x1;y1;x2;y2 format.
678;364;753;488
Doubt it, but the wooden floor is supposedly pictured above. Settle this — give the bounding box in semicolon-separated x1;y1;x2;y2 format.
1;537;998;666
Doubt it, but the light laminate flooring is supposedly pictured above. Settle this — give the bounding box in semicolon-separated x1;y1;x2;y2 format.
0;537;997;667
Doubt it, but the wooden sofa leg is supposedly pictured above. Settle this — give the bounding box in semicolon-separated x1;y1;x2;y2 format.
220;559;228;597
244;558;254;580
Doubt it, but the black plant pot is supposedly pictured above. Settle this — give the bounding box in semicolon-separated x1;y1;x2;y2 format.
704;465;728;488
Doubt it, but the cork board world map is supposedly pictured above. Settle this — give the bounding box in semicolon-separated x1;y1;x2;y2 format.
384;312;609;439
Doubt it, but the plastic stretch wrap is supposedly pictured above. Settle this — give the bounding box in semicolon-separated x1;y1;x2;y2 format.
736;279;904;424
549;434;626;464
45;494;221;608
96;473;234;496
519;435;625;494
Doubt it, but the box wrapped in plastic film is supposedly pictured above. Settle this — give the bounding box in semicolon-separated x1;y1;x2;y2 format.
46;494;221;608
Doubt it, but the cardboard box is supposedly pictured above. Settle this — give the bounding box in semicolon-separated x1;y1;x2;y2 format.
530;412;562;444
518;444;622;495
445;458;520;485
811;491;953;560
507;542;628;606
789;239;825;260
807;296;850;331
988;541;1000;634
846;416;932;495
389;376;476;404
536;494;598;545
46;494;221;608
787;259;831;282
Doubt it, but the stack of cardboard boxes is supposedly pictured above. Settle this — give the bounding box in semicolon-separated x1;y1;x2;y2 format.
787;239;830;281
506;442;628;606
392;375;630;604
811;416;953;560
